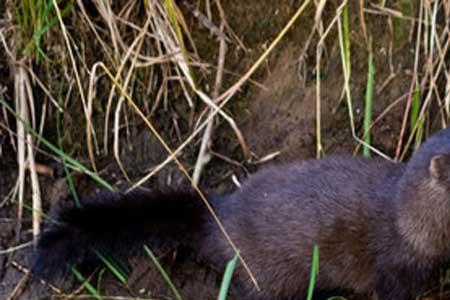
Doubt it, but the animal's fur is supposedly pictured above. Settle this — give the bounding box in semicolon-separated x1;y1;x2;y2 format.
33;128;450;300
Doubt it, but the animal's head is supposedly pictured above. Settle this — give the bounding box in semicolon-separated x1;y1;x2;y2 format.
404;127;450;190
396;127;450;257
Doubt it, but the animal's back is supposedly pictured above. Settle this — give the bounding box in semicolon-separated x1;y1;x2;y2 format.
203;155;404;298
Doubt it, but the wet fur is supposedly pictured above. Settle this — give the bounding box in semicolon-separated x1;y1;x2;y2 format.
33;128;450;300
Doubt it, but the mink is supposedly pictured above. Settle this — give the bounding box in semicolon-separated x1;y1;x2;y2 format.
32;127;450;300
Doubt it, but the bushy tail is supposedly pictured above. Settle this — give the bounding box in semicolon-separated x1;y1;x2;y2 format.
32;189;209;281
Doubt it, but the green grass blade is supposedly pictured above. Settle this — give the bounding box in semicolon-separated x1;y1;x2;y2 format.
96;269;106;294
342;4;350;76
409;85;419;129
22;0;75;61
42;0;56;19
338;2;356;137
218;252;239;300
409;82;423;149
71;267;103;300
162;0;196;86
363;37;375;157
144;245;183;300
306;245;319;300
95;252;128;284
20;0;29;32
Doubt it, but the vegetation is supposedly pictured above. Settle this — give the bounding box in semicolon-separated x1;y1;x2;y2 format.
0;0;449;299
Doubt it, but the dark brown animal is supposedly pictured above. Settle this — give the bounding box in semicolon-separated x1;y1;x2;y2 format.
33;127;450;299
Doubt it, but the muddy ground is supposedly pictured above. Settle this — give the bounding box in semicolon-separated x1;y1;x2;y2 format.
1;1;447;299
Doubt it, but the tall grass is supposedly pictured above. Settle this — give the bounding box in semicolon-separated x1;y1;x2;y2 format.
144;245;183;300
96;252;128;285
218;252;240;300
0;98;114;191
306;245;320;300
363;38;375;158
18;0;74;62
1;0;449;299
409;82;423;150
72;267;103;300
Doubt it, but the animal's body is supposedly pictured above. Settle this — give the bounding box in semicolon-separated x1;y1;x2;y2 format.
33;128;450;300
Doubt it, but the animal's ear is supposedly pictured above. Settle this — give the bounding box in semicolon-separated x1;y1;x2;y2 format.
430;154;450;180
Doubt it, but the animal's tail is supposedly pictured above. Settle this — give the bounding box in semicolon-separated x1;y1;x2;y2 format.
32;189;211;281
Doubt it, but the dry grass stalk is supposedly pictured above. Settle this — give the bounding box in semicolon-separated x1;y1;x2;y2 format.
192;0;227;184
153;1;249;164
98;60;259;289
113;18;151;181
398;0;450;160
52;0;96;171
4;1;447;298
12;62;42;242
13;65;26;233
